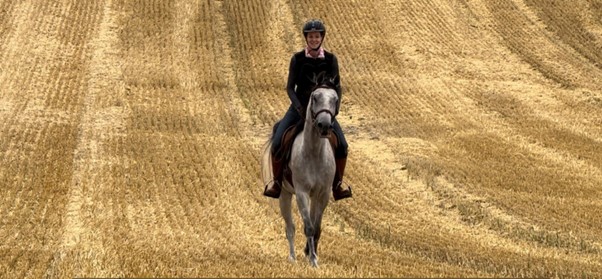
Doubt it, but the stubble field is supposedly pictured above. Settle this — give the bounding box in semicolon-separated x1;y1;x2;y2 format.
1;0;601;278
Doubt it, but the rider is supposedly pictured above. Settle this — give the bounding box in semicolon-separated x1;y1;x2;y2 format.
263;19;352;201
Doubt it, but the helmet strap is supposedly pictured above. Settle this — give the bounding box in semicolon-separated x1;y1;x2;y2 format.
305;36;323;51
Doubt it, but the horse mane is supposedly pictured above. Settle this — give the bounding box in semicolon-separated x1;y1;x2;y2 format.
310;71;337;92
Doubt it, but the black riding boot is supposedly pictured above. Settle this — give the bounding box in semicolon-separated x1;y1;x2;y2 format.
333;157;352;201
264;155;284;198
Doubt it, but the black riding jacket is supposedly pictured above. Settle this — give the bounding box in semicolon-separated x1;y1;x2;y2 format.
286;50;342;114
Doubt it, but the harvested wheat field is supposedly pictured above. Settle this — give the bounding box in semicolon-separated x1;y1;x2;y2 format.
1;0;601;278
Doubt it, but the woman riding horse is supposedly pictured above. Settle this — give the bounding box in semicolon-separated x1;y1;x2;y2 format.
264;19;352;201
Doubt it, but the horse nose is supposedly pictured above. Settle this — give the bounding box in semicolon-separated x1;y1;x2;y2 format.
317;121;331;135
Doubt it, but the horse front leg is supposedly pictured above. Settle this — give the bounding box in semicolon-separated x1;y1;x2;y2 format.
279;190;296;262
305;190;329;260
296;192;318;267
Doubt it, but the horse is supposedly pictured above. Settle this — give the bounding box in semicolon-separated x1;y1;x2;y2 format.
261;79;339;268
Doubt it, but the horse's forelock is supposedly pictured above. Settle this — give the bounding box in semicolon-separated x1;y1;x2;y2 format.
310;71;336;91
310;81;336;93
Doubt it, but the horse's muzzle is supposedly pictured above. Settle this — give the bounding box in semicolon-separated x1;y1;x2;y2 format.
312;108;335;137
316;121;332;137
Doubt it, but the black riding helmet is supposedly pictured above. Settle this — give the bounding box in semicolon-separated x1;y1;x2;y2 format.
303;19;326;37
303;19;326;50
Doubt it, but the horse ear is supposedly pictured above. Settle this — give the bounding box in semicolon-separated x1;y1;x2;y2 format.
317;71;327;85
310;72;320;86
310;72;333;88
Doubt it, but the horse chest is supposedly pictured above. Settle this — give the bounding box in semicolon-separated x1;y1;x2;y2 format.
290;155;335;185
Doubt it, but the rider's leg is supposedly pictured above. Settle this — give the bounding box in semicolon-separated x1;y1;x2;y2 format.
331;120;352;201
264;106;301;198
263;155;284;198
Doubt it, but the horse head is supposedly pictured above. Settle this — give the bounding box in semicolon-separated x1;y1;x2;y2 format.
308;73;338;137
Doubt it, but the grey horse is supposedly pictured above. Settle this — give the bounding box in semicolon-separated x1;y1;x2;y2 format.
262;83;338;267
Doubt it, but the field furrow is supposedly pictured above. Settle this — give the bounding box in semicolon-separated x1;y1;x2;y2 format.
524;0;602;69
2;0;602;277
485;0;602;90
0;0;105;278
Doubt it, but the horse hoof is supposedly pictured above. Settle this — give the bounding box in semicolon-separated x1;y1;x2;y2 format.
288;255;296;263
310;259;319;268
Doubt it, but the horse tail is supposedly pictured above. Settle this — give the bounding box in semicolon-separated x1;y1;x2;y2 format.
260;138;273;187
260;121;279;187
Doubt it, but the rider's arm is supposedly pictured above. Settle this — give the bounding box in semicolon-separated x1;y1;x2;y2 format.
332;55;342;116
287;55;303;113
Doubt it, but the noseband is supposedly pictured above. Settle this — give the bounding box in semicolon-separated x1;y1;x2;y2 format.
311;108;335;123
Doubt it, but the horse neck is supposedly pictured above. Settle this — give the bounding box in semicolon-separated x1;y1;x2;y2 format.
301;112;328;156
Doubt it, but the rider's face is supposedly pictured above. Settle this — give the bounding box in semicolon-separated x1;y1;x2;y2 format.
306;32;323;49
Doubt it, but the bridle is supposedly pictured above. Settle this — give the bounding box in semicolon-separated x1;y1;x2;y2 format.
309;86;336;126
311;108;335;124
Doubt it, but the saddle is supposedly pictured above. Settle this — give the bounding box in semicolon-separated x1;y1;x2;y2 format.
274;121;338;188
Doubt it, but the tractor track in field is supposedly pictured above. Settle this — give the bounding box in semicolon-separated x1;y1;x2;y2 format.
1;0;602;277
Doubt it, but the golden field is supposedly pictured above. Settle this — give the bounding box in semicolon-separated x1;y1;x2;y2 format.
1;0;601;277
